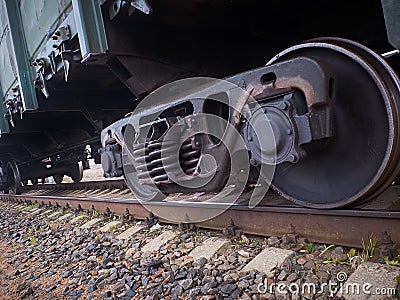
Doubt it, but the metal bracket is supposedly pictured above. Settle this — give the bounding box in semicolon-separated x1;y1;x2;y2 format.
32;59;50;98
178;214;197;232
0;80;10;134
109;0;153;19
222;218;241;236
281;224;298;245
121;208;135;223
230;57;335;141
60;44;71;82
75;204;83;215
4;86;24;127
130;0;152;15
376;231;398;260
109;0;122;20
50;26;71;49
103;207;114;220
32;25;73;96
145;212;159;227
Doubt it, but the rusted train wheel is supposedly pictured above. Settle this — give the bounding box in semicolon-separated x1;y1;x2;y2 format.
6;161;22;195
68;162;83;183
266;38;400;208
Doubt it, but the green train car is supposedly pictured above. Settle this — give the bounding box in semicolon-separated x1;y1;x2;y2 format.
0;0;399;209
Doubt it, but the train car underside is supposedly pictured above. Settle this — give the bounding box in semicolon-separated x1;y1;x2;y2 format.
99;0;400;208
2;0;400;209
102;37;400;208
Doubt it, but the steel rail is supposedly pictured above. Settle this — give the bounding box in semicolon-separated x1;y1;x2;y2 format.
21;179;126;191
1;190;399;248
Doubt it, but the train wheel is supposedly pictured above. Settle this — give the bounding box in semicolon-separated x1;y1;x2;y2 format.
68;162;83;183
30;179;38;185
53;174;64;184
123;162;166;201
3;186;9;194
6;161;22;195
266;38;400;208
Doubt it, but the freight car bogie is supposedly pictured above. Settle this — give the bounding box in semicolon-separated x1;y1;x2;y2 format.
1;157;85;194
101;38;400;209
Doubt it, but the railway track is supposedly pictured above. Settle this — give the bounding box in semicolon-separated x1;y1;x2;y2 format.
0;186;399;299
1;180;400;248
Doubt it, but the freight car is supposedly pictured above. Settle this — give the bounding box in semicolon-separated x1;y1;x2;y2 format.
0;0;399;209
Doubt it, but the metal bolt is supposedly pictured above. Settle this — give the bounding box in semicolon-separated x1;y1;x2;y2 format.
279;102;288;110
381;231;393;245
249;158;258;166
287;154;297;162
287;128;292;135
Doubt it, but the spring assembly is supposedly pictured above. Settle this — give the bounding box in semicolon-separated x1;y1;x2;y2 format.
180;139;200;175
134;141;174;183
132;137;201;184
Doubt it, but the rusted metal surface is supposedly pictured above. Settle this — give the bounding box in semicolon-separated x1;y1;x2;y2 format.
21;179;126;191
1;190;399;248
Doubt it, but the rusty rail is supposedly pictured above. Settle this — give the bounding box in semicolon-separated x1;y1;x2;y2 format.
1;187;399;248
21;179;126;191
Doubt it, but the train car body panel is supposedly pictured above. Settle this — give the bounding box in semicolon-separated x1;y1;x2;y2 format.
0;0;134;189
19;0;73;57
71;0;108;59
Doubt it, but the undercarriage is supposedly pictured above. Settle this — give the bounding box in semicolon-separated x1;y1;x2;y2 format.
101;38;400;208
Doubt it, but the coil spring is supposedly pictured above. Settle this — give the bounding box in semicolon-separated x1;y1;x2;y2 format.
180;140;200;175
132;138;200;183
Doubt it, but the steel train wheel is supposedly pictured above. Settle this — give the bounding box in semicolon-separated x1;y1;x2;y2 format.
311;38;400;204
123;164;166;202
266;38;400;208
68;162;83;183
6;161;22;195
53;174;64;184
